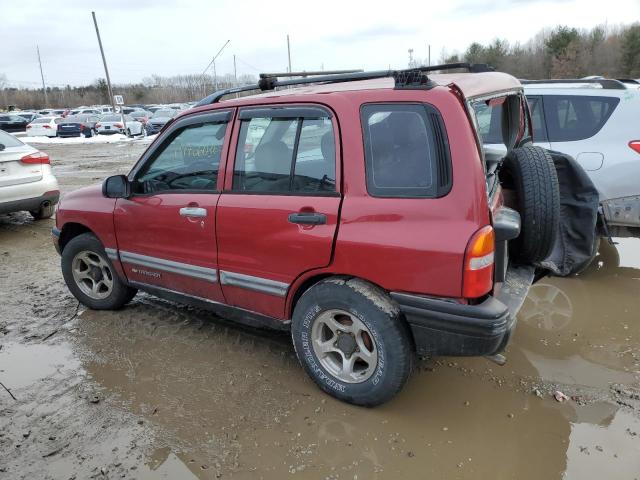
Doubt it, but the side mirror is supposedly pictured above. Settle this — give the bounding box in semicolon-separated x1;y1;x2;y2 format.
102;174;130;199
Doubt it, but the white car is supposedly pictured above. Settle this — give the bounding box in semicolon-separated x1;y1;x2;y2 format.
0;129;59;219
95;114;145;136
473;79;640;238
27;117;62;137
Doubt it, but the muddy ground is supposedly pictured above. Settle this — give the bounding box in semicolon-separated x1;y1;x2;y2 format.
1;140;639;479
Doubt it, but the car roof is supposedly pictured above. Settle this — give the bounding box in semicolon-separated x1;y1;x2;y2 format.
523;84;637;97
195;71;522;111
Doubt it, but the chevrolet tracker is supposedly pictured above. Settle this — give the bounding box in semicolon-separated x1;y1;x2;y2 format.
53;64;594;406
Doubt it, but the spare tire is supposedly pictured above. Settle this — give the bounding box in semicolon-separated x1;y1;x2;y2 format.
500;145;559;263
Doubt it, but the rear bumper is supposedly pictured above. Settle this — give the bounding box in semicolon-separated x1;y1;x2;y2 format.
392;264;535;357
0;190;60;215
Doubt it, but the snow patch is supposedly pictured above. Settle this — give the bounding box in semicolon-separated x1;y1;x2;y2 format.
21;134;157;145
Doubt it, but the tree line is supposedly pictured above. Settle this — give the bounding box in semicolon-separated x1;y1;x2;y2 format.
435;23;640;79
2;23;640;110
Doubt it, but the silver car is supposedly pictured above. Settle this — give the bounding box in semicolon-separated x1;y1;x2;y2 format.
474;79;640;237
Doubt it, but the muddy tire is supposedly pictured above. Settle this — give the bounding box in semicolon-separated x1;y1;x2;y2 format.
61;233;137;310
501;145;559;263
291;277;413;407
29;203;55;220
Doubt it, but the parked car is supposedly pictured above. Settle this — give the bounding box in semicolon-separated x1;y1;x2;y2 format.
477;78;640;238
0;129;59;219
57;114;101;138
128;110;151;125
70;108;101;116
95;114;145;136
27;117;62;137
15;112;40;123
53;65;578;406
145;109;176;134
0;114;29;132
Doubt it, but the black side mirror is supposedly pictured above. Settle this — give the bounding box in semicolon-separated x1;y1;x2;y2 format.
102;174;130;199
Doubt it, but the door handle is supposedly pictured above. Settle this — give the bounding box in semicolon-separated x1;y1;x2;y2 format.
288;212;327;225
179;207;207;218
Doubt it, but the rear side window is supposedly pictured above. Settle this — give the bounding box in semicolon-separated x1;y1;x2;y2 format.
361;104;450;198
233;108;336;194
0;129;24;147
543;95;619;142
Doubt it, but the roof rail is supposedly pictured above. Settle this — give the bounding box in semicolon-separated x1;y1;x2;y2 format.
195;62;494;106
520;78;627;90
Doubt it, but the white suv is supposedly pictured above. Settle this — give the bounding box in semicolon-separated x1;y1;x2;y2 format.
523;79;640;237
475;79;640;237
0;130;59;219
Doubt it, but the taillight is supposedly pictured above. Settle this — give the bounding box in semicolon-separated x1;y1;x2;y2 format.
629;141;640;154
80;124;84;131
26;125;32;129
43;125;51;129
115;123;123;128
20;152;50;165
462;225;495;298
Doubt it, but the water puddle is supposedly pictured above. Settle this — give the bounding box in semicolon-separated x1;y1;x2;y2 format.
0;342;81;390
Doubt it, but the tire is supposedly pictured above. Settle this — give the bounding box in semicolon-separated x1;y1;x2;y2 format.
30;203;55;220
291;277;413;406
501;145;559;263
61;233;137;310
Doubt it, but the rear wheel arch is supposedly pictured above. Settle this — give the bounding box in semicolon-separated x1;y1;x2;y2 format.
59;223;93;253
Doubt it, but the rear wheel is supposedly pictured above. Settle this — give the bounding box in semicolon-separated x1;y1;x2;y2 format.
61;233;137;309
291;277;413;406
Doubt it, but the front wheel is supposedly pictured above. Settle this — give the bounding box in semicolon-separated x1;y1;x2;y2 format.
291;277;413;406
61;233;137;309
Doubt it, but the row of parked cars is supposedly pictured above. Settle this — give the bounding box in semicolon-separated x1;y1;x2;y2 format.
0;102;194;138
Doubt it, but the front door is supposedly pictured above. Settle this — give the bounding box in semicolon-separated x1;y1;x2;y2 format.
216;106;342;319
114;111;231;302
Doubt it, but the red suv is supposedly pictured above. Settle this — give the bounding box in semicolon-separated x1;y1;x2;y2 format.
53;64;561;406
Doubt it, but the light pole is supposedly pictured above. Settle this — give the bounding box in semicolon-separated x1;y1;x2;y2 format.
203;40;230;91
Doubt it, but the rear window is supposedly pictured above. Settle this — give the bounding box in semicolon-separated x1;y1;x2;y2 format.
32;118;52;124
0;129;24;147
360;103;451;198
543;95;619;142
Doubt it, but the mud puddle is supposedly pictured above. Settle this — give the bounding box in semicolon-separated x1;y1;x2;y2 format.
1;142;640;478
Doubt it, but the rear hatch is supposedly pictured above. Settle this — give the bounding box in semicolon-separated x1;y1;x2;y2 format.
0;135;43;187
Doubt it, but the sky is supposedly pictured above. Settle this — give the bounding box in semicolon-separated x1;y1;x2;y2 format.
1;0;639;88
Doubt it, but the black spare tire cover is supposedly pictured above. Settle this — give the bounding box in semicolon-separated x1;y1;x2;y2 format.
500;145;560;263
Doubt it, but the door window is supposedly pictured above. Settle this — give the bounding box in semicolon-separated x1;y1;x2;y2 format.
542;95;619;142
135;121;227;194
233;111;336;194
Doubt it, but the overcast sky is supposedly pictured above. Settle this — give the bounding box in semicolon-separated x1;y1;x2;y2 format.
1;0;639;88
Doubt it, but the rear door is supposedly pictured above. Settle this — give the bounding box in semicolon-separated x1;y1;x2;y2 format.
114;111;232;302
541;94;619;171
216;105;341;319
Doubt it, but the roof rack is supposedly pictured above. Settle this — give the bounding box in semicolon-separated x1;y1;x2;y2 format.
520;78;627;90
195;62;494;106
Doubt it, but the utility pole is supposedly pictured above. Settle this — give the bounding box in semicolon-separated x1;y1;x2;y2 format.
203;40;230;92
287;34;292;74
428;44;431;66
36;45;48;107
233;54;238;98
91;11;115;112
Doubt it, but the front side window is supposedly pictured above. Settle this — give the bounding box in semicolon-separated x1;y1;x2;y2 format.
135;121;227;194
233;110;336;194
543;95;619;142
361;103;449;198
